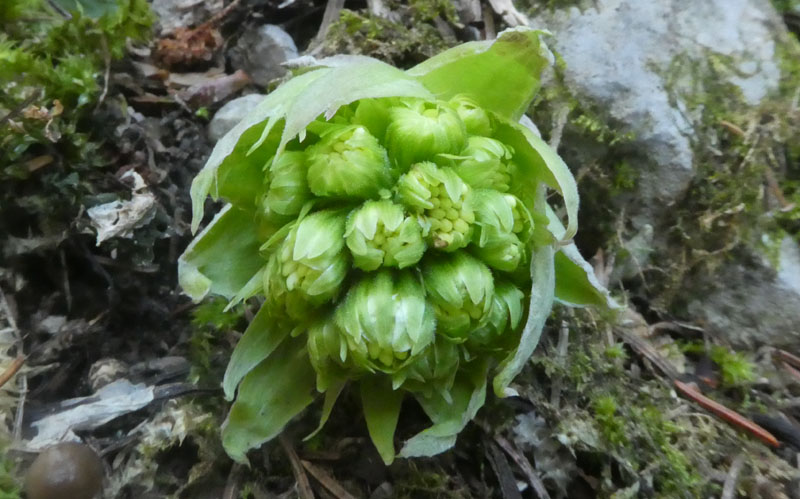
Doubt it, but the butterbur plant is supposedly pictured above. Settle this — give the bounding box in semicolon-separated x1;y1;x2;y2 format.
179;28;616;464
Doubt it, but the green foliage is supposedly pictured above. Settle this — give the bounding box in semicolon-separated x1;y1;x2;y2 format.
771;0;800;13
0;0;153;231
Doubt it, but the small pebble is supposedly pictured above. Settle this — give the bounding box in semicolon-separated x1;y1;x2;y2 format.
26;442;103;499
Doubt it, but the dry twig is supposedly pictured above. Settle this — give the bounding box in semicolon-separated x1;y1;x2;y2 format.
674;380;779;448
720;454;746;499
279;434;314;499
493;434;551;499
301;460;357;499
486;440;522;499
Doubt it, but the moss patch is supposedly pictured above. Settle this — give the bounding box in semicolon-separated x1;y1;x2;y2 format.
321;3;456;68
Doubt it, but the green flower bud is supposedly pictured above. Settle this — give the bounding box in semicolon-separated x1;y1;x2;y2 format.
471;228;525;272
307;317;368;391
423;252;494;339
470;190;532;272
353;98;394;141
345;200;426;271
468;282;524;350
384;99;466;168
261;151;311;220
392;338;460;397
263;210;349;319
335;271;435;371
306;124;395;199
396;162;475;252
448;95;492;136
453;137;515;192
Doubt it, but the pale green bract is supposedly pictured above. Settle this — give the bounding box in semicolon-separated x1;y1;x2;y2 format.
178;27;618;465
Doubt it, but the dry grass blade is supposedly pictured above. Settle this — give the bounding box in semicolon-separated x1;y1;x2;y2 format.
301;460;357;499
0;356;25;390
314;0;346;45
486;440;523;499
613;324;680;382
720;454;745;499
493;434;551;499
279;434;315;499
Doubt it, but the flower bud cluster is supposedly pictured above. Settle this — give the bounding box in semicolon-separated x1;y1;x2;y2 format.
255;95;534;394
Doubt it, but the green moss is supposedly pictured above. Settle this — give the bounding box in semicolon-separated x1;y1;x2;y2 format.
593;395;629;446
0;439;20;499
633;406;702;496
709;346;755;386
603;342;626;360
0;0;153;237
189;298;245;385
322;7;453;68
408;0;457;23
394;461;470;499
650;34;800;310
772;0;800;13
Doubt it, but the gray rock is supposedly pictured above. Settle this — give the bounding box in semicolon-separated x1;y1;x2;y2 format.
534;0;783;220
208;94;267;142
687;237;800;349
151;0;224;36
229;25;298;87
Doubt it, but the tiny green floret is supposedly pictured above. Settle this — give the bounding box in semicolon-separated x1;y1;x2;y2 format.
345;200;426;270
448;95;493;137
453;136;516;192
423;252;495;339
335;271;435;370
306;124;395;199
396;162;475;251
261;151;311;220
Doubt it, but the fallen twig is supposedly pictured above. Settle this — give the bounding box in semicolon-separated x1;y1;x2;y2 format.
751;414;800;449
0;356;25;390
95;34;111;110
774;349;800;369
0;285;26;442
613;323;680;382
279;434;314;499
301;460;357;499
720;454;745;499
486;439;522;499
493;434;551;499
674;380;779;448
549;321;570;408
718;120;745;137
313;0;346;46
222;463;244;499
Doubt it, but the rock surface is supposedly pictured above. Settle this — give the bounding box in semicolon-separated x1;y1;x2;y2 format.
534;0;798;348
228;25;298;87
151;0;224;35
208;94;267;142
534;0;784;220
687;237;800;349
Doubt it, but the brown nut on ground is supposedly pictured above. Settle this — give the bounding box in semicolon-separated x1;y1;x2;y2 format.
26;442;104;499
